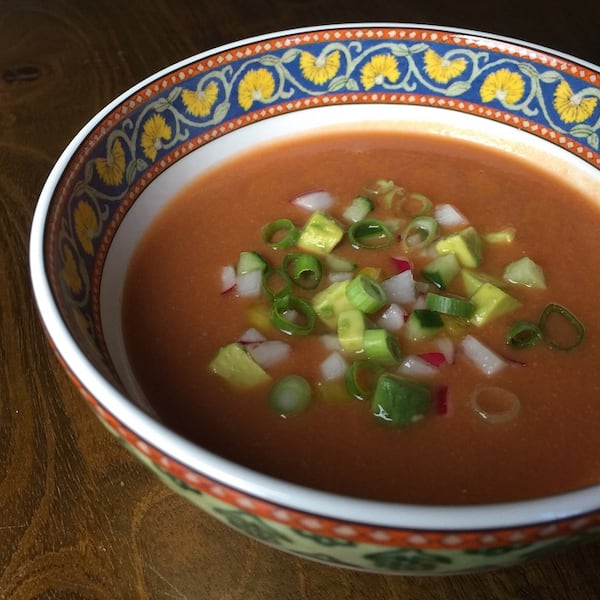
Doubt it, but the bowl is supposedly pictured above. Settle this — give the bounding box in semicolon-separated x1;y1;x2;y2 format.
29;23;600;574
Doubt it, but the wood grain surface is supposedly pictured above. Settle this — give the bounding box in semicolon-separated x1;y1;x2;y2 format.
1;1;599;598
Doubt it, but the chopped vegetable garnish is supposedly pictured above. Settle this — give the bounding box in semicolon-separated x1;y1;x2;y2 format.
483;227;516;244
346;273;387;313
291;189;334;212
503;256;546;289
363;329;402;363
426;292;474;318
345;360;383;400
402;216;438;250
269;374;312;417
348;218;394;249
539;303;585;351
271;294;316;336
297;212;344;255
470;283;521;327
505;320;542;349
262;218;299;250
460;335;506;376
337;309;366;352
405;309;444;341
284;253;322;289
421;253;461;289
436;226;482;267
210;343;271;388
371;374;432;426
263;268;292;299
343;195;374;222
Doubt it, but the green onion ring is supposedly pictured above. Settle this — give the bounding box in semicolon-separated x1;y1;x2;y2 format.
271;294;316;336
346;274;387;313
505;320;542;349
348;219;394;250
283;253;322;290
426;292;474;318
363;329;402;364
397;192;433;217
402;216;438;250
262;218;299;250
268;374;312;417
263;268;292;300
345;360;383;401
539;303;585;351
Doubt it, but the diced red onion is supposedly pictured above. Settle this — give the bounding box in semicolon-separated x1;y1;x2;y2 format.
436;385;449;415
291;190;334;212
221;265;237;294
418;352;446;367
320;351;346;381
399;355;439;377
381;271;416;305
377;303;407;331
460;335;507;376
248;340;291;368
320;334;341;351
434;336;455;364
236;270;263;298
434;203;468;228
237;328;267;345
390;256;412;273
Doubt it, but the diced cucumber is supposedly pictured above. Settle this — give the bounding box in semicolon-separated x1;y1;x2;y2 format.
421;253;461;289
436;226;483;267
371;374;431;426
297;212;344;255
404;309;444;341
483;227;516;244
470;282;521;327
210;343;271;388
312;280;354;329
461;269;505;297
236;251;268;276
342;195;374;223
325;253;356;273
503;256;546;289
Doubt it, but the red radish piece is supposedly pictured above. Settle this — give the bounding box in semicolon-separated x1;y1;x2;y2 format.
390;256;412;273
381;271;416;305
377;303;407;331
221;265;237;294
237;328;267;345
460;335;507;376
291;190;334;212
419;352;446;367
236;270;263;298
436;385;449;415
399;355;439;377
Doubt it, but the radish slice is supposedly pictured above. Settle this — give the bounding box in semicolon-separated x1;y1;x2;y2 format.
390;257;412;273
291;190;334;212
236;270;263;298
419;352;446;367
237;328;267;345
377;303;407;331
434;203;468;228
460;335;507;376
381;271;416;305
399;355;439;377
436;385;449;415
248;340;291;369
320;351;346;381
434;336;455;365
221;265;237;294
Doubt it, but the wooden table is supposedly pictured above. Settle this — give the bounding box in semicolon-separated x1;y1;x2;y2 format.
2;1;599;597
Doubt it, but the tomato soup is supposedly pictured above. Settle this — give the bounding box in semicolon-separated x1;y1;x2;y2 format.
122;129;600;504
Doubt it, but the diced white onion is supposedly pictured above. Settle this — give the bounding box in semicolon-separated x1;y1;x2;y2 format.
377;303;406;331
328;271;353;283
291;190;334;212
320;334;341;351
221;265;237;293
434;203;468;228
460;335;506;376
236;270;263;298
320;351;346;381
248;341;291;369
434;335;456;365
381;271;416;305
399;355;439;377
237;328;267;344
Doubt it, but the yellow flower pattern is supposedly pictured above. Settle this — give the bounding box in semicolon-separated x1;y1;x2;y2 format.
360;54;400;90
74;200;98;255
423;49;467;84
95;138;126;186
141;114;172;162
299;50;341;85
480;69;525;105
553;81;598;124
60;245;82;294
238;68;276;110
182;81;219;117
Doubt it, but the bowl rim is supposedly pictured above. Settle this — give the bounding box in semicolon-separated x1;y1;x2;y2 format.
29;22;600;531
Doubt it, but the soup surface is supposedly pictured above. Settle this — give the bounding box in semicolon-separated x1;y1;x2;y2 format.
122;127;600;504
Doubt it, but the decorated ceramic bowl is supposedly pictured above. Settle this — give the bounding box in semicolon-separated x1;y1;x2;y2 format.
30;24;600;574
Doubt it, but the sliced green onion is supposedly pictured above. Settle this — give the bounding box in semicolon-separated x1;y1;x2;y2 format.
397;192;433;218
345;360;383;400
271;294;316;336
363;329;402;364
283;253;322;289
269;375;311;417
506;320;542;349
262;218;299;250
346;274;387;313
426;292;474;318
263;268;292;300
539;303;584;351
371;374;431;426
402;216;438;250
348;219;393;250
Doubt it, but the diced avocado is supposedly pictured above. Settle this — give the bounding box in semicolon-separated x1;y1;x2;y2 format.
358;266;383;281
404;309;444;341
312;280;354;329
337;309;366;352
210;343;271;388
461;269;505;297
470;282;521;327
421;253;461;289
483;227;516;244
436;226;483;268
246;303;275;335
503;256;546;289
297;212;344;255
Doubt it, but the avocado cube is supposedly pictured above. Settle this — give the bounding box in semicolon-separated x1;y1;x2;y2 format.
470;282;521;327
210;343;271;388
312;280;354;329
436;226;483;268
297;212;344;255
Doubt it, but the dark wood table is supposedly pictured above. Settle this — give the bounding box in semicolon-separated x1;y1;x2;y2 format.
2;1;599;597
